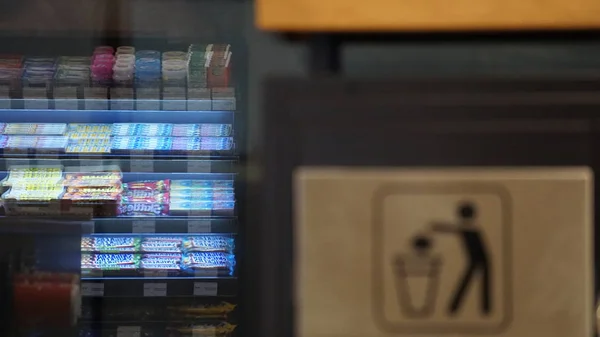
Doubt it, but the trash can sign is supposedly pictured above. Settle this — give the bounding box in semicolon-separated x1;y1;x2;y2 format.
393;235;441;318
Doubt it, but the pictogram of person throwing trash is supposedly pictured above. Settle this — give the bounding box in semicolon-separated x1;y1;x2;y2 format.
430;201;492;316
393;201;492;318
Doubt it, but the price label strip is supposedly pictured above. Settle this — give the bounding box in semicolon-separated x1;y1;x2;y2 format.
143;283;167;297
211;88;236;111
136;88;160;110
54;87;78;110
84;87;109;110
144;270;169;278
188;220;212;233
187;88;211;111
130;160;154;172
193;326;216;337
163;87;186;111
193;282;218;296
111;88;134;110
132;220;156;233
117;326;141;337
0;86;11;109
23;87;49;109
188;161;212;173
81;282;104;297
189;209;210;217
194;269;219;278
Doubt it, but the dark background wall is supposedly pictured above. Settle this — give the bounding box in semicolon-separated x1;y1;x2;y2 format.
242;1;600;152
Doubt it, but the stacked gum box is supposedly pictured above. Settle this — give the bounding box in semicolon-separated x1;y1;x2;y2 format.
61;168;123;217
169;180;235;216
65;123;112;154
1;166;64;215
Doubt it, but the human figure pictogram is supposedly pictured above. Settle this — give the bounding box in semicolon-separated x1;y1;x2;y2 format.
431;202;491;315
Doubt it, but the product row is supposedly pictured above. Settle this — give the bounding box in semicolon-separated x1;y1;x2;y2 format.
81;300;236;321
2;166;235;216
0;43;231;89
0;122;234;154
82;252;236;276
9;86;235;112
0;135;233;154
1;123;232;137
79;322;237;337
82;235;235;254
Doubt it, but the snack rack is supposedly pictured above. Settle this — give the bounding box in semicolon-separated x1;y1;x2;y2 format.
0;42;242;337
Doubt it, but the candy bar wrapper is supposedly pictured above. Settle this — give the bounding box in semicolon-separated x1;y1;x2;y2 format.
181;252;235;275
111;136;172;151
197;124;232;137
3;166;63;186
62;191;120;201
4;123;66;135
6;182;63;191
64;172;122;187
67;123;112;133
140;253;182;270
171;124;199;137
171;137;233;151
81;254;141;270
81;236;141;253
182;236;235;253
141;238;182;253
66;185;122;194
3;189;63;201
35;136;68;150
68;140;112;148
118;202;169;216
170;180;232;190
124;180;170;192
112;123;173;137
67;132;111;140
171;124;232;137
4;178;63;188
65;144;111;154
170;201;235;212
144;236;184;243
170;302;237;317
174;322;237;336
6;136;38;149
122;189;162;198
170;189;234;201
122;192;169;204
65;172;122;181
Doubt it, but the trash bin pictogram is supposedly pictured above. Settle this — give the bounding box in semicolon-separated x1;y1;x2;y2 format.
393;235;441;318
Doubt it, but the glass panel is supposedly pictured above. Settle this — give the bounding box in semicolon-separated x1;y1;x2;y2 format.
0;1;245;336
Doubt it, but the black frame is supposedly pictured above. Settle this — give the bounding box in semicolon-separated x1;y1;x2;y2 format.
254;77;600;337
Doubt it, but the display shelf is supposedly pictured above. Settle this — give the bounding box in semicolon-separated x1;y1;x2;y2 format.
0;39;243;337
0;108;235;123
83;269;234;280
80;296;237;322
78;322;237;337
93;217;237;234
0;216;236;234
0;158;238;173
0;95;236;111
0;152;238;164
81;278;237;297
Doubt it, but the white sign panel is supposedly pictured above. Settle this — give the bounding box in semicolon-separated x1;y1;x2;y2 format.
294;167;592;337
